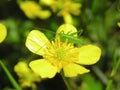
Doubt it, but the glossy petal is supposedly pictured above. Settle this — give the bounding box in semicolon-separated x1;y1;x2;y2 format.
76;44;101;65
56;24;77;37
26;30;50;55
0;23;7;43
29;59;57;78
63;63;89;77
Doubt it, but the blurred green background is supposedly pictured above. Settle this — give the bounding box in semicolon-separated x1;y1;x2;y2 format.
0;0;120;90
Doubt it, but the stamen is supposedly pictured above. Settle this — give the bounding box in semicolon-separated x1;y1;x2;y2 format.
43;37;79;71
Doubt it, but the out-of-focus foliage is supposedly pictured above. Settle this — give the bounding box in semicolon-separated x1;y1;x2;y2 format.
0;0;120;90
79;74;103;90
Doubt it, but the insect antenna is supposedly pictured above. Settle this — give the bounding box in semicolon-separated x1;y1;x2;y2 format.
25;41;49;63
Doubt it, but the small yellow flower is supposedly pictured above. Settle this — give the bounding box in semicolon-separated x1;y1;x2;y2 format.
19;1;51;19
14;61;41;89
57;0;81;15
26;24;101;78
40;0;81;24
0;23;7;43
58;0;81;24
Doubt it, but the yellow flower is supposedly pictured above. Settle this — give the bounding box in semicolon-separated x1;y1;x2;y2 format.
19;1;51;19
0;23;7;43
26;24;101;78
57;0;81;16
14;61;41;89
40;0;81;24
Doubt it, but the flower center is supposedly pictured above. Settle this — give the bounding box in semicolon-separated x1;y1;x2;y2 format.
44;38;69;61
43;37;79;72
56;48;65;60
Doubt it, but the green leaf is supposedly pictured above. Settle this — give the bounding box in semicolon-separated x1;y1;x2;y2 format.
79;74;103;90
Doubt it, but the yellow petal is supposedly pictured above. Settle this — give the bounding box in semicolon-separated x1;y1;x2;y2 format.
14;61;30;76
63;63;89;77
40;0;54;6
0;23;7;43
76;44;101;65
26;30;50;55
29;59;57;78
20;1;42;19
56;24;77;37
37;10;51;19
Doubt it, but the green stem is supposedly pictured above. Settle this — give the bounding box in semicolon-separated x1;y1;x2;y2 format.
92;65;108;85
106;50;120;90
0;60;21;90
106;59;120;90
106;78;113;90
60;71;72;90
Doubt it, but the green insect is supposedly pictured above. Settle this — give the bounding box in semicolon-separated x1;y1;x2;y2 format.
58;30;84;45
33;27;84;45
